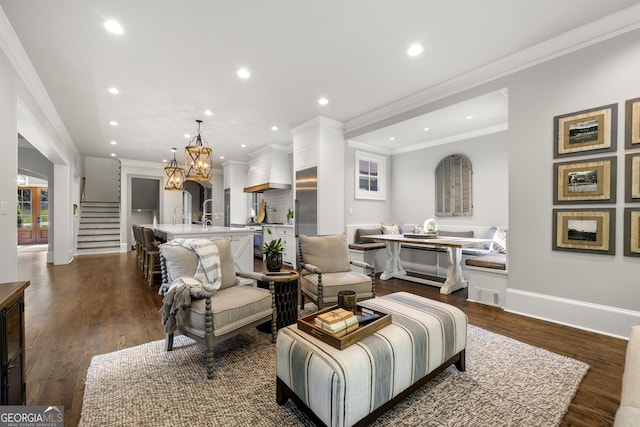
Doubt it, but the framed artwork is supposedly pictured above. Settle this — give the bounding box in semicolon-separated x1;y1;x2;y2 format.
553;104;617;158
625;97;640;149
624;208;640;257
626;153;640;203
552;208;615;255
553;156;616;204
355;150;386;200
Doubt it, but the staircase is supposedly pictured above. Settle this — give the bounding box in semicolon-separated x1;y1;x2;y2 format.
77;202;121;255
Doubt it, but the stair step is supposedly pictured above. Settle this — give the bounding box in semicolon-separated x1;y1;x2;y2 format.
76;247;121;255
77;234;120;242
80;218;120;224
78;228;119;234
77;240;120;248
82;213;120;219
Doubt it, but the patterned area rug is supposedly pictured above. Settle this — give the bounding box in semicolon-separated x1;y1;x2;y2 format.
79;323;588;426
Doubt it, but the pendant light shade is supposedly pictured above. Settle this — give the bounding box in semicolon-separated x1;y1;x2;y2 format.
184;119;213;181
164;148;186;191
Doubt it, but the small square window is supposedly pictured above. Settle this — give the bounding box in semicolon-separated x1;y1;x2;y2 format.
355;151;386;200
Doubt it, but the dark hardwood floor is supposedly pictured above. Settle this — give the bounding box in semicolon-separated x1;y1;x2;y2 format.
17;250;626;426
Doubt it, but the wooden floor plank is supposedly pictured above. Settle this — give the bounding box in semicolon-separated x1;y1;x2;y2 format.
17;250;626;426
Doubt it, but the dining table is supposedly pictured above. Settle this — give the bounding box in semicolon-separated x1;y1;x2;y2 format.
367;234;492;294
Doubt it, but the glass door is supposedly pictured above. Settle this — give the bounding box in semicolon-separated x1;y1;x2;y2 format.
17;187;48;245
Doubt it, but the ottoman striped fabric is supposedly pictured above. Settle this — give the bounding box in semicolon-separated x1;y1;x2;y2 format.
276;292;467;427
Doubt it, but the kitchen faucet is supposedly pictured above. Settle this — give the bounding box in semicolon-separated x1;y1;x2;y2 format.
202;199;219;229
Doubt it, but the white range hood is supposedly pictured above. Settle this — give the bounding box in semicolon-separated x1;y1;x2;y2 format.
243;144;292;193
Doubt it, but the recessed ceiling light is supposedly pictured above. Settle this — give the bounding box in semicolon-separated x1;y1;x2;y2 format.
389;137;396;141
407;44;424;57
109;140;117;145
184;134;191;139
203;110;213;116
318;97;329;106
271;126;279;131
241;144;247;148
110;153;116;157
108;87;120;95
220;156;225;159
103;20;124;35
423;127;430;131
162;159;167;163
109;121;118;126
466;115;474;119
237;68;251;79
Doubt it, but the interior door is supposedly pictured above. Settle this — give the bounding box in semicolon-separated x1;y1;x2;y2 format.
17;187;48;245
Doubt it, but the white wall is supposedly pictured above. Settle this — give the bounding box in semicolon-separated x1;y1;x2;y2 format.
389;132;508;229
0;10;79;272
505;28;640;337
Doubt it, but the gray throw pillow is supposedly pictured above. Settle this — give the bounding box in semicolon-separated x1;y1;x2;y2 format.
212;237;239;289
354;228;382;243
299;233;350;273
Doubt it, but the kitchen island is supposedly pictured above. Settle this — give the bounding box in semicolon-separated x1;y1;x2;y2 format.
146;224;254;272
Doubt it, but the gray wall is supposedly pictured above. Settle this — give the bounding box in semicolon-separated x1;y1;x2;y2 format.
507;28;640;314
389;132;508;228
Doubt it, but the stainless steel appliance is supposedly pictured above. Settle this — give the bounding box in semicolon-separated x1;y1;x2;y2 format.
246;225;262;258
295;167;317;237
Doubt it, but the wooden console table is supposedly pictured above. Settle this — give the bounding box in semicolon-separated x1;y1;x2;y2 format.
0;281;29;405
368;234;490;294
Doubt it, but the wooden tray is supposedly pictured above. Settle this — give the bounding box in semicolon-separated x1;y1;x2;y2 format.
297;305;391;350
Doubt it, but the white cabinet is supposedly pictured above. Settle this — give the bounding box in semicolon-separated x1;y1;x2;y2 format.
263;225;296;267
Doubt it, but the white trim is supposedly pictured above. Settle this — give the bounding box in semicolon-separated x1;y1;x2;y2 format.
354;150;386;201
393;123;508;154
505;288;640;339
0;8;78;160
347;140;392;156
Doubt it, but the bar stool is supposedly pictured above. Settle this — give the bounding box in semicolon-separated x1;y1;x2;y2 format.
143;227;161;286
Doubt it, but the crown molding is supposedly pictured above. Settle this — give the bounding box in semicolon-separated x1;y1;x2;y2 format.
344;3;640;137
0;7;79;160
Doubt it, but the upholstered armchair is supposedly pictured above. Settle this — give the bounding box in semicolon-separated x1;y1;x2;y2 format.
298;233;375;310
159;238;276;379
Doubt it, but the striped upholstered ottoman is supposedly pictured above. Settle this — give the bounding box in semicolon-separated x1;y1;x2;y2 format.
276;291;467;427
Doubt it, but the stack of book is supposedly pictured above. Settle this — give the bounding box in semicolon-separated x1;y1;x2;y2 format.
314;308;359;337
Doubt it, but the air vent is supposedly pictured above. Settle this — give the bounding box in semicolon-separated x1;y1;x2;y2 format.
476;288;502;307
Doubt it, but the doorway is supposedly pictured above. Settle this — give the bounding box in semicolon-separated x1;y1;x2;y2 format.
17;186;48;245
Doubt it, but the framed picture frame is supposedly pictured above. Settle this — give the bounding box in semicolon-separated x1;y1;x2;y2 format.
553;104;617;158
624;208;640;257
626;153;640;203
553;156;616;204
552;208;615;255
625;97;640;149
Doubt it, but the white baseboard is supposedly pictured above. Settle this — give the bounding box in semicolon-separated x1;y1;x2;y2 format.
505;289;640;340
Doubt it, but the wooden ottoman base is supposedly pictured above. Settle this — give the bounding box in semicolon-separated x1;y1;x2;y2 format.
276;291;468;427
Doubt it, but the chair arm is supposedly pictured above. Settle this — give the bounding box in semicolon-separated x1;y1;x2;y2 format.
299;262;321;274
350;260;374;272
236;271;271;282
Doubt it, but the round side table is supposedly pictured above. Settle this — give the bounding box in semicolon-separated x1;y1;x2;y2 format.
257;271;300;330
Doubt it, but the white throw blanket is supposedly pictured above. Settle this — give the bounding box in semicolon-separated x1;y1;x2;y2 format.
160;239;223;334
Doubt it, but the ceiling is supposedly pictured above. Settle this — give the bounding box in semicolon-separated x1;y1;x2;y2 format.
1;1;639;166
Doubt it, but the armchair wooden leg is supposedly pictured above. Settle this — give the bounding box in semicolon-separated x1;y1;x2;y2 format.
271;310;277;343
299;292;305;310
165;333;174;351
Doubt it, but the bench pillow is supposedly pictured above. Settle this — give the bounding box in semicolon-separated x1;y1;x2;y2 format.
490;227;508;254
299;233;351;273
381;223;399;234
354;228;382;243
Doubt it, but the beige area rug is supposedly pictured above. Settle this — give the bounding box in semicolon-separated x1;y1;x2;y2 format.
79;320;588;427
